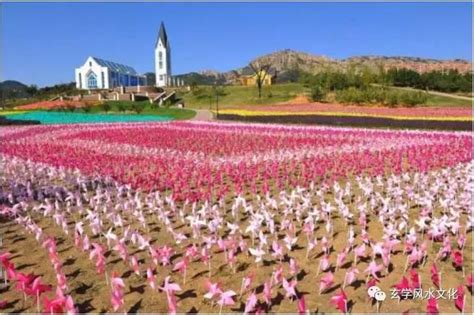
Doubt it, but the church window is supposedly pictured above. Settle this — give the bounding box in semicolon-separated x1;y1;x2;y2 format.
159;51;163;61
159;62;163;69
78;73;82;89
87;71;97;89
89;61;92;67
101;72;105;88
159;75;164;80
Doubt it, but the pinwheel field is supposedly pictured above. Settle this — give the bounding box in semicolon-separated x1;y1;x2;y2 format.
0;121;472;314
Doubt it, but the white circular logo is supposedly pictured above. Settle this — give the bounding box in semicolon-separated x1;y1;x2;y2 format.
368;286;381;298
374;290;386;302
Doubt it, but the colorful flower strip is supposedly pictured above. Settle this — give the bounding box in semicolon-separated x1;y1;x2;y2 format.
217;109;473;122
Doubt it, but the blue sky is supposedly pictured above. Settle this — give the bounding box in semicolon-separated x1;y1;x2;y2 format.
2;2;472;87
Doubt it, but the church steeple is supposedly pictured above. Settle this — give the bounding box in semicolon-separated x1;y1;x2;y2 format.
157;22;168;48
155;22;171;87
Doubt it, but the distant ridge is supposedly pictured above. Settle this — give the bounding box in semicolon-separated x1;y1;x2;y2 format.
176;49;472;85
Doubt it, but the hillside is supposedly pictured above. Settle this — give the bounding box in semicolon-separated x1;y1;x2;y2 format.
0;80;31;99
177;49;472;85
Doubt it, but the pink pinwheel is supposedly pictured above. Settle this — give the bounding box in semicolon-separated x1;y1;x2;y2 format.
244;292;258;314
353;244;366;265
110;272;125;312
146;267;157;291
289;258;299;276
393;276;412;298
454;285;465;313
113;239;129;262
282;278;298;299
343;267;359;288
431;264;441;288
240;273;254;296
204;279;222;300
160;276;182;315
466;273;473;291
15;272;36;295
451;251;463;269
336;251;347;270
217;290;236;314
364;260;383;280
263;279;272;305
130;255;140;276
426;297;438;315
298;295;307;314
319;272;334;294
26;276;52;312
89;243;106;275
318;254;330;274
409;269;421;289
173;257;189;284
158;245;174;266
330;289;348;313
43;295;65;313
271;240;284;261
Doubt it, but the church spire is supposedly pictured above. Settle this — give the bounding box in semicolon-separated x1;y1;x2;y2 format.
157;22;168;48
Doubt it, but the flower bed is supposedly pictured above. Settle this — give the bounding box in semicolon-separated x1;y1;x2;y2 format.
3;111;173;124
222;103;472;121
0;121;472;313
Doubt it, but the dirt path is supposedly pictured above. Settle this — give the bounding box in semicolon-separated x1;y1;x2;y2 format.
191;109;213;121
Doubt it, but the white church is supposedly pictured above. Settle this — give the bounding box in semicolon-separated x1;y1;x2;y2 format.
75;22;182;90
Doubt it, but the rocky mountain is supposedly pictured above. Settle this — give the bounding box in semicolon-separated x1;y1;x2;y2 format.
177;49;472;85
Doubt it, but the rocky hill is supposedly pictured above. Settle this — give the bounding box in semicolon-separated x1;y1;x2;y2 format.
177;49;472;85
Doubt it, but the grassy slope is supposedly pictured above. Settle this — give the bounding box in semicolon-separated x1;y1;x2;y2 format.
383;86;472;107
89;101;196;120
178;83;307;109
423;94;472;107
180;83;471;109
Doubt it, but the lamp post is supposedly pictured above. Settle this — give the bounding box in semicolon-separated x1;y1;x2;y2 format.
214;83;220;119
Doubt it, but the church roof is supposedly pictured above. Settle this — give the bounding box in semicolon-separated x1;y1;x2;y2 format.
91;57;139;75
156;22;169;48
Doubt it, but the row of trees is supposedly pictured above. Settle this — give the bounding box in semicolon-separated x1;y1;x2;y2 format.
303;69;430;107
384;68;472;93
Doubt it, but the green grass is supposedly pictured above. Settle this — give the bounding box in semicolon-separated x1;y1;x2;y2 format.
178;83;308;109
383;86;472;107
79;101;196;120
424;94;472;107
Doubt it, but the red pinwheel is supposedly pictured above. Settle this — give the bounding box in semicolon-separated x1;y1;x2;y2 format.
426;297;438;315
430;264;441;288
330;289;348;313
454;285;465;313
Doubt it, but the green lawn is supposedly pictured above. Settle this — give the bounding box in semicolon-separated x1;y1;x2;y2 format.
86;101;196;120
178;83;308;109
424;94;472;107
180;83;472;109
383;86;472;107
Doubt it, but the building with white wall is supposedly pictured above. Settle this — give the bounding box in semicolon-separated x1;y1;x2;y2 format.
75;56;146;90
155;22;172;87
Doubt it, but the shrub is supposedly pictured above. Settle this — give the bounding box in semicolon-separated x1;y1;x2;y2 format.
131;102;144;114
101;102;111;113
116;103;127;112
310;86;326;102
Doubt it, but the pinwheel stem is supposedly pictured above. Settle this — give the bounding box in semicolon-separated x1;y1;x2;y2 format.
219;303;223;315
376;300;380;313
